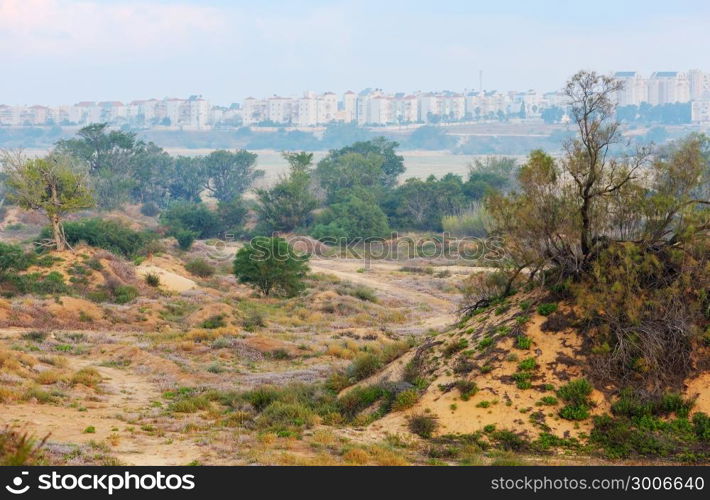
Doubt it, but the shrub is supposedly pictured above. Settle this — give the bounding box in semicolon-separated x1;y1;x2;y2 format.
144;272;161;287
444;338;469;356
557;379;593;406
234;237;309;297
70;367;102;388
160;201;222;239
517;357;538;371
0;428;45;465
259;401;316;430
185;258;215;278
557;379;593;421
408;414;439;438
83;426;96;434
200;314;227;329
391;389;419;411
0;243;34;275
242;311;265;331
515;336;532;350
454;379;478;400
491;430;527;451
536;303;558;316
44;218;153;258
140;202;160;217
348;353;382;381
538;396;558;406
338;385;388;420
512;372;533;390
352;285;377;302
113;285;139;304
173;229;197;251
31;272;68;295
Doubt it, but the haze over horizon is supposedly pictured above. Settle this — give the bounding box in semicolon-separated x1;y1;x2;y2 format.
1;0;709;106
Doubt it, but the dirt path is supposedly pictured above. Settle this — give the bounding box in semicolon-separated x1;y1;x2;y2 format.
0;333;202;465
310;258;460;330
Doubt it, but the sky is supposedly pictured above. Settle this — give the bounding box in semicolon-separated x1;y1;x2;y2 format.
1;0;709;105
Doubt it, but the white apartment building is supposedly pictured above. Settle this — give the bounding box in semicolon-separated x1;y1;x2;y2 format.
691;99;710;123
343;91;357;122
614;70;700;106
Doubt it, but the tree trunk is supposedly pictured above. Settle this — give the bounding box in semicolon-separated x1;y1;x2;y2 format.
51;214;65;251
49;182;65;251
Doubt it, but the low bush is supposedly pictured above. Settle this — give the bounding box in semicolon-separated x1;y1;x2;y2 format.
43;218;153;258
557;379;593;421
144;272;161;287
348;353;382;381
408;414;439;438
536;303;558;316
185;258;215;278
391;389;419;411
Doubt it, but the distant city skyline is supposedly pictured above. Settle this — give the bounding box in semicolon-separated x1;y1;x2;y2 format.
3;69;709;128
1;0;709;105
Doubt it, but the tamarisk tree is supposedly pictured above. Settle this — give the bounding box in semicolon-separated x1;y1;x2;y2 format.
6;154;93;251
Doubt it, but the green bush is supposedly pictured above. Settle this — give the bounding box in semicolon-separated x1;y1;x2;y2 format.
140;202;160;217
144;272;161;287
348;353;382;381
234;237;309;297
259;401;316;430
160;201;223;238
557;379;593;421
515;336;532;349
43;218;153;258
391;389;419;411
113;285;139;304
408;414;439;438
337;385;388;420
0;243;34;275
185;258;215;278
536;303;558;316
173;229;197;251
200;314;226;329
454;379;478;400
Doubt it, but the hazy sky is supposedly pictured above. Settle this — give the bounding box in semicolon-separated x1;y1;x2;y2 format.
1;0;709;105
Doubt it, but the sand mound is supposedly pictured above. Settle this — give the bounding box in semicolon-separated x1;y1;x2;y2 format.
45;296;105;323
185;302;234;327
136;265;197;293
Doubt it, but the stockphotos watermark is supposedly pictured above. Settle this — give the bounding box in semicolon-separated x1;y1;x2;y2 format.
4;470;195;495
205;232;508;265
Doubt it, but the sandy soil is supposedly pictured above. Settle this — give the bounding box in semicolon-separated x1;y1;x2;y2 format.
135;265;197;293
0;353;202;465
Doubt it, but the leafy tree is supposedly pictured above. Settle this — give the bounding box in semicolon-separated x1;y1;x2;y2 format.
6;154;93;251
55;123;176;209
256;152;318;232
483;70;710;392
331;137;404;188
203;149;263;202
159;201;223;239
315;152;387;203
233;236;309;296
55;123;140;209
216;197;248;235
385;174;468;231
168;156;207;202
311;194;390;241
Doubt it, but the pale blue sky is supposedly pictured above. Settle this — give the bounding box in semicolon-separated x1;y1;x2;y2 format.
1;0;708;105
